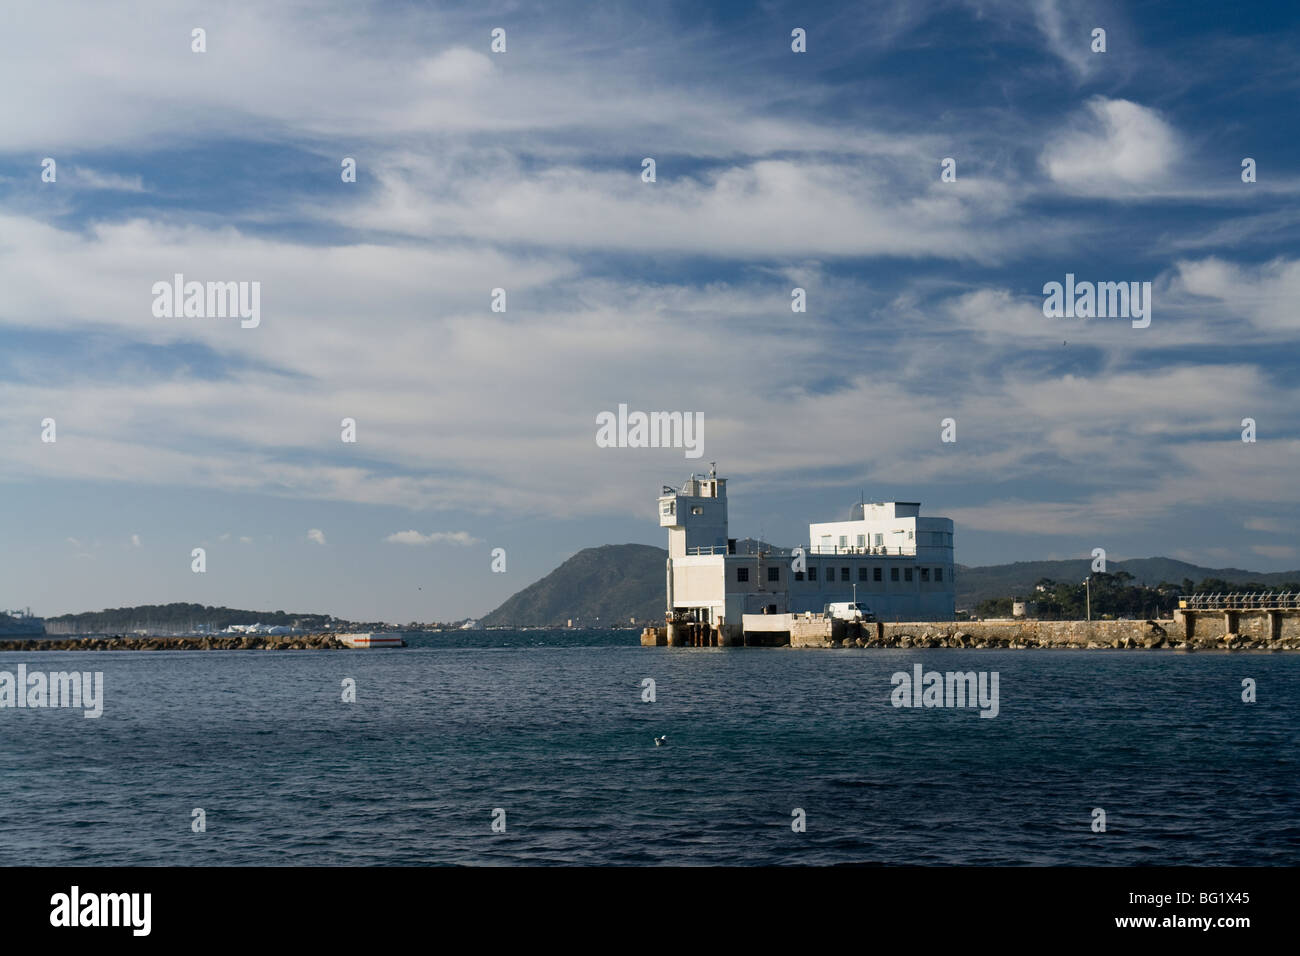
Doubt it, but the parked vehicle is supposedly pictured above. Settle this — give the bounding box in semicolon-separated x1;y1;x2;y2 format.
823;602;875;622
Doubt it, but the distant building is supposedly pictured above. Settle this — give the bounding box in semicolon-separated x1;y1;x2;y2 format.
659;467;955;642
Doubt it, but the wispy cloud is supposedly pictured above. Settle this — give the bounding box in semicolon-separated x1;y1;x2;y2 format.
69;166;146;192
385;530;481;547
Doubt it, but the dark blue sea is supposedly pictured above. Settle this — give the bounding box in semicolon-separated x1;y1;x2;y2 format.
1;631;1296;866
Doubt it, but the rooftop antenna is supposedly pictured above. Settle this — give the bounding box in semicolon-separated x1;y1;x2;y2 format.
709;461;716;478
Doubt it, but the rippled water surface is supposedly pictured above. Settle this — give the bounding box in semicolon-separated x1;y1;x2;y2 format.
1;632;1296;865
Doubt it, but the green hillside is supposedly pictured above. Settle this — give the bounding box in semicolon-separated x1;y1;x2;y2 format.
480;544;668;626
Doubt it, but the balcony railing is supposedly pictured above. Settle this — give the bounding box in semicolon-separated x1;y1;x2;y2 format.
807;545;916;556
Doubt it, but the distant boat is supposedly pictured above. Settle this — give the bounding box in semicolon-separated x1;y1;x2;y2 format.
338;633;405;648
0;608;45;637
460;619;481;630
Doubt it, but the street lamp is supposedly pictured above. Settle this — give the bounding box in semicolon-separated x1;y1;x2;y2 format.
1083;576;1091;622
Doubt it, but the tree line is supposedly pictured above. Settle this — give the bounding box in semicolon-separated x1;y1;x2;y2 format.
974;574;1300;620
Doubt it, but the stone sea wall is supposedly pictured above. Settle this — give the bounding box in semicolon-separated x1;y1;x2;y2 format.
642;614;1300;650
796;617;1300;650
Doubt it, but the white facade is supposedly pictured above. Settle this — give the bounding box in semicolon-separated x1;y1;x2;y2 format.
659;470;955;639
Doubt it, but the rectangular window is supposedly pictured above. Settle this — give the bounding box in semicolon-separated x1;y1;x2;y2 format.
873;567;882;582
767;566;780;583
840;567;850;582
905;568;913;582
839;535;847;548
808;567;818;581
936;567;943;582
795;571;804;581
858;567;869;581
856;534;865;548
873;534;883;547
737;567;749;582
920;568;930;582
890;567;899;582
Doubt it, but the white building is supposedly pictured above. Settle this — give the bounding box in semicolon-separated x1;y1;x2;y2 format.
659;468;955;642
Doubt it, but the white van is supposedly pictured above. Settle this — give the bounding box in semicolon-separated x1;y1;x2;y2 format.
824;602;875;622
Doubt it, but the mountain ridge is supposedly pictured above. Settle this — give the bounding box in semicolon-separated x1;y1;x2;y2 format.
480;546;1300;626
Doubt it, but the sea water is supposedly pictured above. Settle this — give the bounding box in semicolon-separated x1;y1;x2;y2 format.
0;631;1295;865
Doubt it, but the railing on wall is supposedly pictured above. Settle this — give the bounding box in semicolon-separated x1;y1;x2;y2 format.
1182;591;1300;610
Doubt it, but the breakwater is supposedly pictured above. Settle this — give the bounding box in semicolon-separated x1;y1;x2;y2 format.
641;612;1300;650
0;634;350;651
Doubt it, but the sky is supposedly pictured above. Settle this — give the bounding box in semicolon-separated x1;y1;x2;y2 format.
1;0;1298;622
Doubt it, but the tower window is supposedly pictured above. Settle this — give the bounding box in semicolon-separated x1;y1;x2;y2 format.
890;568;899;582
808;567;818;581
936;568;944;582
737;567;749;582
767;566;780;582
840;567;850;582
920;568;930;582
858;567;869;581
905;568;913;582
873;567;882;582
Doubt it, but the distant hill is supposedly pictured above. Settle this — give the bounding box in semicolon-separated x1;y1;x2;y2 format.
481;547;1300;626
481;544;668;627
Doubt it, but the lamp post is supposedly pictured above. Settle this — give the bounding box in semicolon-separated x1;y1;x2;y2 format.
1083;576;1091;622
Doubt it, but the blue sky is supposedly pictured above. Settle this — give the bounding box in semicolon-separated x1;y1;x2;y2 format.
2;0;1298;622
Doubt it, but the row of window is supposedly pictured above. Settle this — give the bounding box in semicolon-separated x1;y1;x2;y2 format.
830;531;953;548
736;565;946;584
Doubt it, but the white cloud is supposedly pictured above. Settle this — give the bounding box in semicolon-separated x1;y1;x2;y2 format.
1041;98;1180;193
385;530;481;547
1174;257;1300;332
130;533;142;547
306;528;327;545
70;166;146;192
324;158;1022;262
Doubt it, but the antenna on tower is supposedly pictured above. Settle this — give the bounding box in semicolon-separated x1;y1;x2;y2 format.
709;461;716;478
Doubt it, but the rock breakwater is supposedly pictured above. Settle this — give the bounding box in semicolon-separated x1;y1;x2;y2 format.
0;634;350;651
